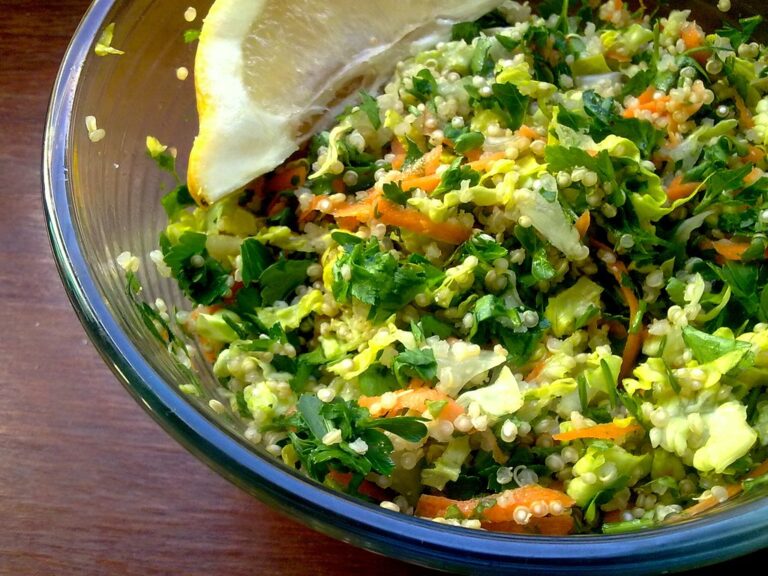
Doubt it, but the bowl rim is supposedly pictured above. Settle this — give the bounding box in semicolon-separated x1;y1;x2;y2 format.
42;1;768;573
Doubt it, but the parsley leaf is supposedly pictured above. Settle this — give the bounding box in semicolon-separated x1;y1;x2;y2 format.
332;238;443;316
471;36;495;76
363;416;429;443
403;137;423;171
460;234;508;264
532;247;557;282
162;231;230;305
383;181;409;206
454;131;485;155
491;82;529;131
259;256;311;305
285;396;427;483
433;157;481;196
240;238;272;287
358;363;399;396
452;21;482;43
418;315;454;339
682;325;751;364
161;184;195;218
358;90;381;129
409;69;438;102
717;15;763;49
621;68;657;98
392;348;438;385
545;145;615;182
583;91;662;158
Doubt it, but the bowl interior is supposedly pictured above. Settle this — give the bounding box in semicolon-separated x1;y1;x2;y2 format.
44;0;768;573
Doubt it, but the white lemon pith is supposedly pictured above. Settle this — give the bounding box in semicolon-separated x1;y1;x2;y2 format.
187;0;504;205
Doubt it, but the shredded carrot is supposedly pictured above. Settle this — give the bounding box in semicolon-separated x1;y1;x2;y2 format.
415;485;576;526
612;0;622;11
552;422;643;443
745;166;763;186
681;22;709;65
575;210;591;238
734;94;755;129
468;151;506;171
699;238;753;261
636;86;655;105
464;148;483;162
666;174;701;202
301;188;471;244
745;145;766;165
359;386;464;421
327;470;389;502
524;356;549;381
389;139;405;171
422;144;443;176
401;173;441;193
605;49;632;63
624;87;670;119
265;163;308;193
376;198;472;244
679;458;768;518
591;240;643;380
516;124;541;140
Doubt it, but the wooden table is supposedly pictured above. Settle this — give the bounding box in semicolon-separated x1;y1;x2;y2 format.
0;1;764;574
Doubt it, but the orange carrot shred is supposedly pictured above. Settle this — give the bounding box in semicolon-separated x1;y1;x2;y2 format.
666;174;701;202
552;422;643;443
575;210;591;238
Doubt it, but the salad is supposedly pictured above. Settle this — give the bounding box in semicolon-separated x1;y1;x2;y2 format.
127;0;768;535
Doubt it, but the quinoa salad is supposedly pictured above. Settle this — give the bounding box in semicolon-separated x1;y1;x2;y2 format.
123;0;768;535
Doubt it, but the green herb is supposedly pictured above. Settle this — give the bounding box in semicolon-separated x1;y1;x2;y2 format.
471;36;495;76
602;518;656;534
452;21;481;43
545;145;614;182
491;82;529;131
717;15;763;49
358;90;382;129
433;157;481;196
577;373;589;412
332;238;443;316
681;325;751;364
532;248;557;282
358;363;399;396
162;231;230;305
621;68;656;98
240;238;272;287
454;131;486;155
403;137;423;171
286;395;427;483
291;347;328;392
418;315;454;339
383;181;409;206
392;348;438;385
583;91;662;158
183;28;201;43
161;184;195;218
259;256;311;305
460;234;508;264
409;68;438;102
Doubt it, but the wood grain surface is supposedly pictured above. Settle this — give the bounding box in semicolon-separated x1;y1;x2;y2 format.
0;1;764;575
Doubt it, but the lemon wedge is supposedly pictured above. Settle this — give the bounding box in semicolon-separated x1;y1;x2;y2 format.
187;0;504;205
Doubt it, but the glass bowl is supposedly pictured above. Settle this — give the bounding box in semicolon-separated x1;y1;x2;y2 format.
43;0;768;573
